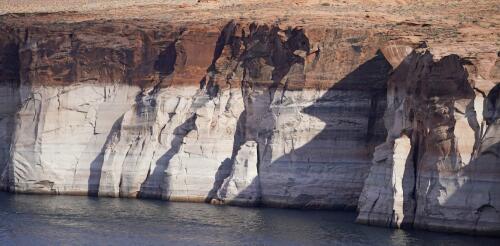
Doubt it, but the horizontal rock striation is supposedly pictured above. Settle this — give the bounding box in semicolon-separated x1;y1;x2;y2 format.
0;20;390;208
357;46;500;235
0;2;499;235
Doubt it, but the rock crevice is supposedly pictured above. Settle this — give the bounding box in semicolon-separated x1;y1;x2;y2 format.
357;48;500;235
0;16;498;235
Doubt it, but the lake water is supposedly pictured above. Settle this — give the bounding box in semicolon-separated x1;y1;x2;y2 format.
0;192;498;245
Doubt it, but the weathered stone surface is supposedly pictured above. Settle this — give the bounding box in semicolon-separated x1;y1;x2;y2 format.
357;48;500;235
0;0;499;236
0;20;390;205
216;140;260;205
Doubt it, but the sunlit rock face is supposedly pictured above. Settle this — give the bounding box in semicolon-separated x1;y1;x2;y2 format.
0;21;389;208
205;23;390;208
216;140;260;206
0;15;498;236
357;47;500;235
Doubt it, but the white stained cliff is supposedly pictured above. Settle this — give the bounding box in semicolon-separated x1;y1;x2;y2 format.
217;140;260;205
0;19;391;208
357;49;500;235
0;18;498;236
4;84;140;194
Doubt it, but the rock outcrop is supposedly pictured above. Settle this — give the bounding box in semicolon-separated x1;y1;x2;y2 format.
0;0;498;236
0;20;390;208
357;47;500;235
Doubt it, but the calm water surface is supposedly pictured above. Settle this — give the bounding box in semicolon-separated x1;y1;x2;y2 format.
0;192;499;246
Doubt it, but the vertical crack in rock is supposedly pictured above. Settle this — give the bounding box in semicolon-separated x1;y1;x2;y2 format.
357;49;420;227
1;15;498;235
215;140;261;206
411;53;476;232
140;114;197;199
1;20;391;209
207;22;314;206
358;48;500;235
409;130;420;227
159;114;198;200
465;83;500;234
88;115;124;196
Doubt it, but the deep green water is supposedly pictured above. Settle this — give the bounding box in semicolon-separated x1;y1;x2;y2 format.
0;192;499;245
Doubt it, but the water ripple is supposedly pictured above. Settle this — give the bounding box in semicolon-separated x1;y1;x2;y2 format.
0;192;499;246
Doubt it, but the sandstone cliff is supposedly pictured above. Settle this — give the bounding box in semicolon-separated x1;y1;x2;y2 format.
357;46;500;235
0;0;498;236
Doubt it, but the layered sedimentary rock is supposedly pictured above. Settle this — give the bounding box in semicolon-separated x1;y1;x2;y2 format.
217;140;260;205
357;46;500;235
0;20;390;209
0;0;499;236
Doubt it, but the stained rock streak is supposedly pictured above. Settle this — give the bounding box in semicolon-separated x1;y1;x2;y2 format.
0;3;499;236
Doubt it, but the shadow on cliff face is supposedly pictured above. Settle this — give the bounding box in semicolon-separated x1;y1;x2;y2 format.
139;22;241;199
221;43;391;208
88;31;183;198
138;115;197;199
357;51;490;230
86;21;389;209
202;21;247;200
205;23;313;203
0;27;21;192
401;53;479;228
82;21;317;201
88;116;124;196
431;83;500;234
355;50;500;234
259;51;389;209
205;111;246;202
409;53;476;225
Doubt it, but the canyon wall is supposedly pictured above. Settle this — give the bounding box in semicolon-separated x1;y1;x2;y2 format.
0;16;498;235
357;46;500;235
0;21;389;208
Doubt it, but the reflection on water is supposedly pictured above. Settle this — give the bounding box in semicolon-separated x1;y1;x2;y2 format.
0;192;498;246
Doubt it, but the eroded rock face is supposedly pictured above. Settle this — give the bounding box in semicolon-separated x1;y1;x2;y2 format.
357;48;500;235
217;140;260;205
0;20;389;208
0;14;498;235
0;26;20;191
